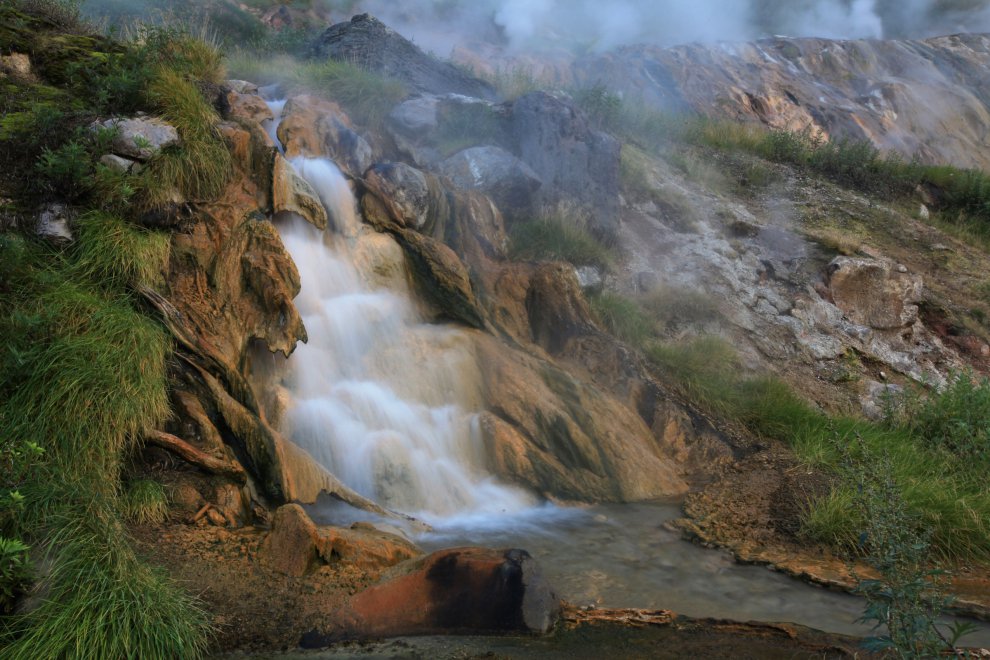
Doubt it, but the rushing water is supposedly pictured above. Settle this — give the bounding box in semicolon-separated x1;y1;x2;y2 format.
265;99;990;646
265;101;534;521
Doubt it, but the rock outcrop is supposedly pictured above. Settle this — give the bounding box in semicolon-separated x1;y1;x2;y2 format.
437;146;542;220
572;33;990;170
276;94;372;178
310;13;496;100
826;257;922;330
300;547;560;644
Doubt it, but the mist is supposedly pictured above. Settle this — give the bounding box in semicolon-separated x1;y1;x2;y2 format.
333;0;990;55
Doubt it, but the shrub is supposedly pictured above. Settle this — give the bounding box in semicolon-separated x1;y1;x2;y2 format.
899;370;990;464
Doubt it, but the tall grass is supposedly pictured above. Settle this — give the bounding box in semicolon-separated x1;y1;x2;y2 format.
225;52;408;129
646;336;990;563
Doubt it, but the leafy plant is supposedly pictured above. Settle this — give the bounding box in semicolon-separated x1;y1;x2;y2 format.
844;439;976;657
901;370;990;462
0;536;32;614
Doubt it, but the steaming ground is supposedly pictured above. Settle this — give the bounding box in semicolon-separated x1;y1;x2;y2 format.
345;0;990;55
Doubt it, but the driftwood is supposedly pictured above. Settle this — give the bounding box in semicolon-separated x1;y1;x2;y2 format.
146;430;247;483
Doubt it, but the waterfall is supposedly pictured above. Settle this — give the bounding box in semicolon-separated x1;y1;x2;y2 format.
264;102;535;522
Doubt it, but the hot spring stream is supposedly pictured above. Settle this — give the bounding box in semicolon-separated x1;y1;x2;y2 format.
263;100;990;649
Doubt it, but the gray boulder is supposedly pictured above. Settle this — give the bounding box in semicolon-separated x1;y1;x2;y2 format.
93;116;179;161
437;146;541;220
310;14;496;100
387;94;503;167
510;92;621;240
35;203;73;245
362;162;436;231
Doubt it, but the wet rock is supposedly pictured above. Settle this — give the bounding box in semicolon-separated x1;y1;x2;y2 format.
437;146;542;219
301;547;559;644
826;257;923;329
362;162;436;230
311;14;496;99
272;153;328;230
226;90;274;124
93;116;179;161
511;92;620;239
34;203;73;245
276;95;372;178
392;228;484;329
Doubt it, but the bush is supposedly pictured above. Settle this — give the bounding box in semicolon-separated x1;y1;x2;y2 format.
898;370;990;464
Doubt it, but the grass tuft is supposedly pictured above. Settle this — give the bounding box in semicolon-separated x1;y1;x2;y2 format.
73;211;170;288
509;204;614;269
121;479;169;525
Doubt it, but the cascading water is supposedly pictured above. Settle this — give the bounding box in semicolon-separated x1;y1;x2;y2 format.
264;102;535;523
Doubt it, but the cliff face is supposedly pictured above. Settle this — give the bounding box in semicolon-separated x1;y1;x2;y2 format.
573;33;990;169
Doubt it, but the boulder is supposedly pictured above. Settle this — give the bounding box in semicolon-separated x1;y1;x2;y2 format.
826;257;922;329
362;162;436;230
225;79;259;95
259;504;420;577
511;92;621;239
272;153;329;230
276;95;372;178
34;203;73;244
226;90;274;124
300;547;559;644
99;153;139;173
437;146;542;220
575;265;605;293
94;116;179;161
386;93;505;167
310;14;496;99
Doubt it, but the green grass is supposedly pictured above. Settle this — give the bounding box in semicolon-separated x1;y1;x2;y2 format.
225;52;408;129
509;205;615;269
122;479;169;525
646;336;990;563
588;292;654;347
72;211;170;288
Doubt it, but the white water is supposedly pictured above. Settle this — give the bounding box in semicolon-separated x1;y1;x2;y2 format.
264;102;535;521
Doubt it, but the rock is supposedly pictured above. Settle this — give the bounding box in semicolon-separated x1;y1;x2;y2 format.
310;14;496;99
826;257;923;329
574;265;605;293
93;116;179;161
226;79;259;94
476;334;688;502
362;162;436;230
572;34;990;172
259;504;320;576
511;92;621;239
437;146;542;220
259;504;419;577
301;547;559;644
386;94;507;167
276;95;372;178
0;52;33;79
313;523;420;571
861;380;905;420
226;91;274;124
272;153;329;230
392;228;485;329
34;203;73;244
99;153;139;173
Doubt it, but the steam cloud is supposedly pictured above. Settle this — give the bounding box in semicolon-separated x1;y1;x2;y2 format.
339;0;990;54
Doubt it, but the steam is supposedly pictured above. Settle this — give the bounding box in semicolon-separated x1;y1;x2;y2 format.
334;0;990;54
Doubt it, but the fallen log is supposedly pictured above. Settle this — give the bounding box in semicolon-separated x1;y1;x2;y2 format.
146;430;247;483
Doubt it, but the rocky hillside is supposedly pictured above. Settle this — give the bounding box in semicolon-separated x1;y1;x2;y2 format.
4;2;990;657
